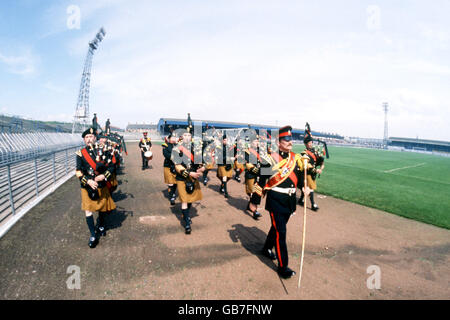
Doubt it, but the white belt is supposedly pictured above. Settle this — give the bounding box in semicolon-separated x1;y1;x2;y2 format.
271;187;296;195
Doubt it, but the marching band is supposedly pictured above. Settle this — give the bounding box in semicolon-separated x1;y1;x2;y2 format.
76;115;326;279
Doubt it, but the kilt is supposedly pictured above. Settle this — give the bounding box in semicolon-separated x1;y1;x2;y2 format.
205;163;215;170
245;178;255;195
307;175;317;190
164;167;177;184
110;173;119;189
217;165;233;178
176;179;202;203
234;161;245;171
81;186;116;212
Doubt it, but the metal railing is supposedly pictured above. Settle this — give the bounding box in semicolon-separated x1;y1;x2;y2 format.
0;133;83;237
0;132;82;166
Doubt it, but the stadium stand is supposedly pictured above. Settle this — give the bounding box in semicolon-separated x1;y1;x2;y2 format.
126;123;158;133
157;118;344;140
0;114;72;133
389;137;450;153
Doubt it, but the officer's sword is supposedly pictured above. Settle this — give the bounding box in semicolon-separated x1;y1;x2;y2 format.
298;158;308;289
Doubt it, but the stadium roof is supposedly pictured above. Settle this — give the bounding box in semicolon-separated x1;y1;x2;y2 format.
126;123;158;130
156;118;347;139
157;118;311;134
158;117;278;128
390;137;450;147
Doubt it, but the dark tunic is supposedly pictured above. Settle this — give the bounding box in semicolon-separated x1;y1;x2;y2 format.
301;147;324;178
76;144;116;212
162;142;175;169
249;150;306;268
172;142;204;203
250;151;305;214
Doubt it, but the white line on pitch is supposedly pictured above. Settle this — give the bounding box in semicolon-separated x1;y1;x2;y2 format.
384;162;426;173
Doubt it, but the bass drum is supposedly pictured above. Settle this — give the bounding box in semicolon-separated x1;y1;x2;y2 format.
144;151;153;160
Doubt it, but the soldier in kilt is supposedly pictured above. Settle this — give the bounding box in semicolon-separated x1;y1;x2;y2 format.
76;127;116;248
244;137;263;220
201;135;216;186
233;138;245;183
298;128;325;211
162;133;178;205
98;133;119;194
172;128;205;234
110;136;123;183
216;134;234;198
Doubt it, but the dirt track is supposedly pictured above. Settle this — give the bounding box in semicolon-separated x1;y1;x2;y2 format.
0;143;449;300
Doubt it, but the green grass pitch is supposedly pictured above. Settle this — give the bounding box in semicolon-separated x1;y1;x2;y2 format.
292;145;450;229
155;140;449;228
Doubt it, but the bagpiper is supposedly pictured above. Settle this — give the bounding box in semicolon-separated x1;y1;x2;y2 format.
216;133;235;198
97;133;119;194
298;123;325;211
233;137;245;183
201;132;216;186
249;125;311;279
76;127;116;248
110;136;123;171
172;127;205;234
162;132;178;205
244;136;263;220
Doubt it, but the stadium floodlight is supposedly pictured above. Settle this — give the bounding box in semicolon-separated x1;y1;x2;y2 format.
89;41;97;50
72;27;106;134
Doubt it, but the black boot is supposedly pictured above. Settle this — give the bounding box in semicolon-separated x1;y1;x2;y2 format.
253;211;262;220
262;247;276;260
86;216;98;248
310;192;319;211
203;170;209;186
96;212;107;237
186;204;193;224
247;201;261;219
298;192;304;206
169;185;176;205
278;267;296;279
219;182;224;194
88;237;98;248
223;181;229;198
182;208;192;234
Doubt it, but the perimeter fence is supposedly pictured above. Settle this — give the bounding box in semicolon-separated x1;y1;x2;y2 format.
0;132;83;238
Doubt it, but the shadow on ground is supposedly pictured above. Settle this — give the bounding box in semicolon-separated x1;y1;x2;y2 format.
169;203;200;229
105;207;133;231
227;223;277;272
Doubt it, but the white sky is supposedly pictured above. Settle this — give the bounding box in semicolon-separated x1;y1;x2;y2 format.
0;0;449;140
